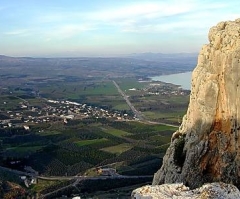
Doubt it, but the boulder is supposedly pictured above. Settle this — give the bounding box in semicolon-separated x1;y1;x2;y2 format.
132;182;240;199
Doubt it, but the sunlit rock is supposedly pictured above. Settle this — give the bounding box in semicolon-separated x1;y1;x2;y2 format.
132;182;240;199
153;18;240;188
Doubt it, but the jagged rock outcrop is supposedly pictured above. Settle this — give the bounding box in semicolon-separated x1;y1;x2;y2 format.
131;182;240;199
153;18;240;188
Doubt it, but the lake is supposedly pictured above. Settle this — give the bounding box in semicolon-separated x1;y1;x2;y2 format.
151;71;192;90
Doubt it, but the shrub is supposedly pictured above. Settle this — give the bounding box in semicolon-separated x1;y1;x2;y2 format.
173;135;186;167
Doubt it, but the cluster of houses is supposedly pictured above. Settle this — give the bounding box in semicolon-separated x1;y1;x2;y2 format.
96;167;117;176
20;175;37;187
0;99;132;128
20;166;38;187
142;83;190;96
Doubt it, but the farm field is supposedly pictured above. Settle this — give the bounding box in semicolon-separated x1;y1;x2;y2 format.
0;58;191;198
101;127;132;137
101;143;133;154
0;117;178;197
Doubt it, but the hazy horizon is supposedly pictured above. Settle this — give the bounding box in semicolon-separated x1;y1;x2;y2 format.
1;0;239;57
0;52;199;59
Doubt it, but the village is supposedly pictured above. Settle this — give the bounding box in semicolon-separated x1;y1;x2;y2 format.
0;98;133;129
0;81;190;130
142;82;190;96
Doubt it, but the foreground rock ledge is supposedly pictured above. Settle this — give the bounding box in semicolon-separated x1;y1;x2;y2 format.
153;18;240;188
131;182;240;199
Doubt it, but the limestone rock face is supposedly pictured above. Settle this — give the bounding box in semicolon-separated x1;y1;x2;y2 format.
131;182;240;199
153;19;240;188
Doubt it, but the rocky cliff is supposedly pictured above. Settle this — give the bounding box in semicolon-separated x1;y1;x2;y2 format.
132;182;240;199
153;18;240;188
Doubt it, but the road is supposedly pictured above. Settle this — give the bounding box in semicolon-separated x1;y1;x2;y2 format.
38;174;153;181
112;80;144;120
0;165;152;198
112;80;179;127
39;175;153;198
141;120;179;128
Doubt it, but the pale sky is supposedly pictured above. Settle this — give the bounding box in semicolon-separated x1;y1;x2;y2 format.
0;0;239;57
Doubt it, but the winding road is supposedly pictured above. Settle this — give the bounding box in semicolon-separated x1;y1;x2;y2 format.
39;175;153;198
0;165;152;198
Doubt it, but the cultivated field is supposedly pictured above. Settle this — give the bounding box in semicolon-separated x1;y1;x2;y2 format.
0;55;193;198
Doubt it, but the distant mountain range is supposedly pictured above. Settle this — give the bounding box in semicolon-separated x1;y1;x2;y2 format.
127;52;198;62
1;52;198;59
128;52;198;57
0;53;197;79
